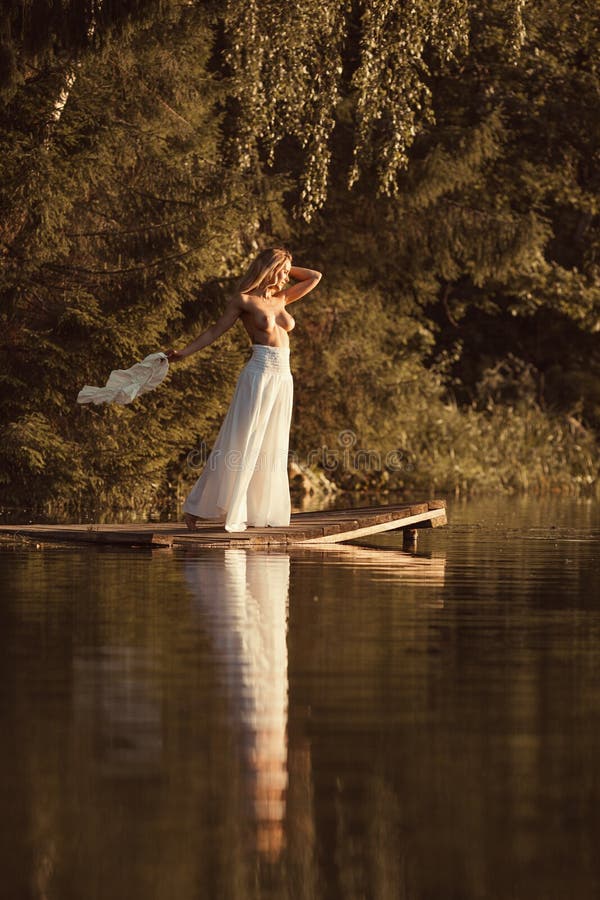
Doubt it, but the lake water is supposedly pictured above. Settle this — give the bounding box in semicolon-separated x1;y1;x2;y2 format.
1;495;599;899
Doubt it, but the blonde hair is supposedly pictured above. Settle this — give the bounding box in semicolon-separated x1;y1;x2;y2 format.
237;247;292;295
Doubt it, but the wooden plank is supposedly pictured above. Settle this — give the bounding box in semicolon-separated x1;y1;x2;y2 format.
291;506;412;522
293;507;447;544
0;525;174;548
174;528;321;546
424;512;448;528
287;504;434;542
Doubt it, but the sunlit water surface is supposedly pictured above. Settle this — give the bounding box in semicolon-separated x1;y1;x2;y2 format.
1;495;599;900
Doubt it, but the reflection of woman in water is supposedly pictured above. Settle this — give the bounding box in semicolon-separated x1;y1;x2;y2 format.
164;248;322;533
184;549;290;861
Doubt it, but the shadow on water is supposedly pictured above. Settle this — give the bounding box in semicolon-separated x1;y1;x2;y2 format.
1;495;599;899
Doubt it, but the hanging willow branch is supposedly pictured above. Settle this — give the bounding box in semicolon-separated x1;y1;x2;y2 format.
221;0;349;221
3;0;530;224
219;0;527;221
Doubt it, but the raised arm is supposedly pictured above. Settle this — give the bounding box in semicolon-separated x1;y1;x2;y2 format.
164;294;241;361
280;265;322;305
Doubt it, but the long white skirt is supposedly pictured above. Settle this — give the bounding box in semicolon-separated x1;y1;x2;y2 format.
182;344;294;532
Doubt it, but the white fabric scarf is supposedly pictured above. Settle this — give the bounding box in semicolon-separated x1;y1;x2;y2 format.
77;352;169;406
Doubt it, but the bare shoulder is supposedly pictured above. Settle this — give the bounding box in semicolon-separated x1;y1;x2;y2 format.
213;291;244;329
236;290;254;309
225;291;245;312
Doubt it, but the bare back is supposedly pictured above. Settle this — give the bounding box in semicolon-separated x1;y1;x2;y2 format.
238;291;296;348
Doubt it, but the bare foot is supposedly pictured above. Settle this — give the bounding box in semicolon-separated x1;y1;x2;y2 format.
183;513;199;532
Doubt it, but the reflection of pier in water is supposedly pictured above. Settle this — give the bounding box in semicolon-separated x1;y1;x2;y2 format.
182;545;447;862
9;541;448;898
289;545;447;603
66;545;445;867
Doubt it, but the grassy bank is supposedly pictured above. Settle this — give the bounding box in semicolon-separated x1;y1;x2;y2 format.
2;396;597;523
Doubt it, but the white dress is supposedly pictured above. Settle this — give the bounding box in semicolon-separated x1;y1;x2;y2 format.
183;344;294;532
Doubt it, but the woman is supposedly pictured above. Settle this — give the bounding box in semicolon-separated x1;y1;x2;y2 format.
165;247;322;532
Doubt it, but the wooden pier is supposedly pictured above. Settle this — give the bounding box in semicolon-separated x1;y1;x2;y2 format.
0;500;447;550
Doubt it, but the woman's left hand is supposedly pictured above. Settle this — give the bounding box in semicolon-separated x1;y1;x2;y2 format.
164;348;183;362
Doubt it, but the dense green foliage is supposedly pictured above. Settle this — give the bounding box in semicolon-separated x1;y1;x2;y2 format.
1;0;599;511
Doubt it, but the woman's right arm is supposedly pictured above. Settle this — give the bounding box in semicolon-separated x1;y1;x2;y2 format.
165;294;242;361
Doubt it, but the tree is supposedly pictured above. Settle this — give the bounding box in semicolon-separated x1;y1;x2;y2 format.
0;2;291;508
1;0;598;510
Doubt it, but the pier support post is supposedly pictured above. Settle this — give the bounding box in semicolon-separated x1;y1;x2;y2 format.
402;528;418;551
